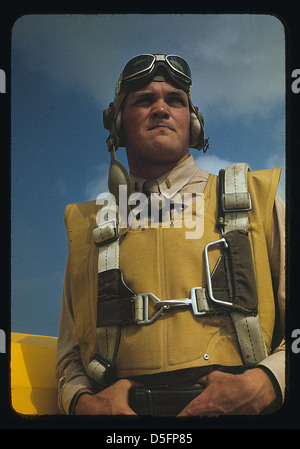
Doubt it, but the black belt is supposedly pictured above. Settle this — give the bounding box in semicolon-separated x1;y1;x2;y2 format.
129;384;204;417
127;365;260;417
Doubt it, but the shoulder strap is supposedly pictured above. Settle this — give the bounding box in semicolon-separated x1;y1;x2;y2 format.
221;163;268;364
87;194;121;387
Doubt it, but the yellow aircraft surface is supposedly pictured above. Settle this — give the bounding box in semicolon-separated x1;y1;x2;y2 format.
10;332;60;415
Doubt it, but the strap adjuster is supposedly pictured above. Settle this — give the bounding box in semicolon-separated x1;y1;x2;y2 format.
87;354;113;386
222;192;252;213
93;219;119;247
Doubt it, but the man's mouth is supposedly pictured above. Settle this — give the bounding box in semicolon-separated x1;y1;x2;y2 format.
148;124;174;131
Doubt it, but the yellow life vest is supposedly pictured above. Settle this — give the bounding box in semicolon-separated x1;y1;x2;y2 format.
64;167;281;379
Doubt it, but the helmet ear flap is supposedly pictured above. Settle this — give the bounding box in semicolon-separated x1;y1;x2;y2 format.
189;107;205;150
103;90;127;149
103;102;115;131
103;103;123;147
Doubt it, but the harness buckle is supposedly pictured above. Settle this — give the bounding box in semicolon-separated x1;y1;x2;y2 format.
135;288;206;325
135;293;166;325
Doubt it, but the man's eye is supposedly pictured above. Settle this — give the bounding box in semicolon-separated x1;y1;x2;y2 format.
134;97;152;106
169;97;186;106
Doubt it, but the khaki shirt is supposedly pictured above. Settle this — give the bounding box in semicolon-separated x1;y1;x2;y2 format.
56;155;285;414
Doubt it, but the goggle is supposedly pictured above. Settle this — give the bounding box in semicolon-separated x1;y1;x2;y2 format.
121;54;192;92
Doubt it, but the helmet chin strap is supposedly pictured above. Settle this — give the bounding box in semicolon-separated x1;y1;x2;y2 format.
107;137;132;206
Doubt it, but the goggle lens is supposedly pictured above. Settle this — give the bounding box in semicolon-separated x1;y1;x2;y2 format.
166;55;191;81
121;54;192;87
122;55;155;81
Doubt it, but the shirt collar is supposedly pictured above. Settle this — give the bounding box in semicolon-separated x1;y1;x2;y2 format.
130;155;208;199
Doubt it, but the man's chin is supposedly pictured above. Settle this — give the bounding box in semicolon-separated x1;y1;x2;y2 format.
148;135;185;153
146;145;190;165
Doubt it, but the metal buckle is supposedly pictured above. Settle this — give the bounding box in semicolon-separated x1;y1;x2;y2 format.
136;288;206;325
204;238;233;308
135;293;166;325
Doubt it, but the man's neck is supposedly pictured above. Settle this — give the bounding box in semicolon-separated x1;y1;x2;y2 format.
128;151;191;180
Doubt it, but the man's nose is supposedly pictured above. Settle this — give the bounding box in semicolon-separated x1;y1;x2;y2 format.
150;100;170;119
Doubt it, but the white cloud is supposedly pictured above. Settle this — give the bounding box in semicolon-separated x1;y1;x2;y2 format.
183;15;285;119
262;114;286;199
194;153;234;174
84;163;109;200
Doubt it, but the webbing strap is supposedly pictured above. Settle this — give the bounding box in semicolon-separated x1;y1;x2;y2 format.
93;195;119;273
223;163;268;364
231;312;268;364
87;196;121;386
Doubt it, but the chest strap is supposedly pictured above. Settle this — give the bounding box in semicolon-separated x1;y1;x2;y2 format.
88;164;268;387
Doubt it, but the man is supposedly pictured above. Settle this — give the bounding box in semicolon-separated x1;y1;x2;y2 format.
56;54;285;416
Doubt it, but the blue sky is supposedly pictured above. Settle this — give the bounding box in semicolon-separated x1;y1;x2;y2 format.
11;14;286;337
